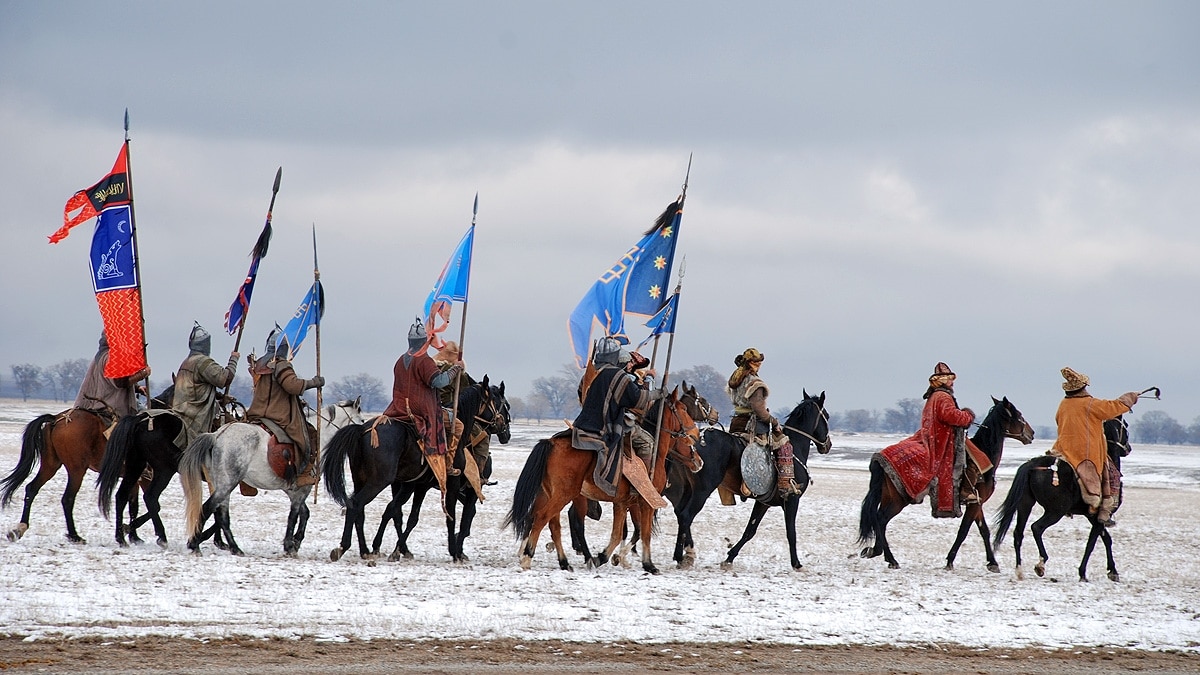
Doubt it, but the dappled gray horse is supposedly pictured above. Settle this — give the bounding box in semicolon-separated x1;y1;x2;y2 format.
180;399;364;556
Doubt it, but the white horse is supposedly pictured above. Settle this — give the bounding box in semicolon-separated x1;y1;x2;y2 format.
180;398;365;556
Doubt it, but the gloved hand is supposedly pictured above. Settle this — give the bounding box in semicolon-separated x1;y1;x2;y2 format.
307;375;325;389
1118;391;1140;408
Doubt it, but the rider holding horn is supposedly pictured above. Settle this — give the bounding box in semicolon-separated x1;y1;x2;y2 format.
1053;367;1140;526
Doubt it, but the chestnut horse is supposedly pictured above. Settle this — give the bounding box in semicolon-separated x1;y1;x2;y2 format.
505;390;702;574
2;408;111;543
858;396;1034;569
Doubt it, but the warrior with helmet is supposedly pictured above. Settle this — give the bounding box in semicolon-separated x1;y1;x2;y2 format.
244;327;324;486
171;322;239;447
74;332;152;431
382;319;463;495
727;347;799;496
1052;367;1140;526
572;337;664;496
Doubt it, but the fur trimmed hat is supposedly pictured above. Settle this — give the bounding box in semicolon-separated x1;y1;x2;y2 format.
734;348;765;367
929;362;956;386
1061;367;1090;392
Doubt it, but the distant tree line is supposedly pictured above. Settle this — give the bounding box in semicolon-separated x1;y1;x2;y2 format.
827;399;924;434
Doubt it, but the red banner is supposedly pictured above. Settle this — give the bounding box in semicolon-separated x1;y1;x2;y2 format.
50;145;130;244
95;288;147;378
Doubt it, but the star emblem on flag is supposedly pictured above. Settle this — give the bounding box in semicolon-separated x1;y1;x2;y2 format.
648;284;662;300
654;255;667;270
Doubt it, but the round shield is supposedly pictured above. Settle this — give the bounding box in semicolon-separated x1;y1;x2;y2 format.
740;441;775;497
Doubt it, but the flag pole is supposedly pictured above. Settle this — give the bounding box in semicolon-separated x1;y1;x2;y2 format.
231;167;282;356
651;257;686;463
123;109;151;401
449;193;478;455
311;223;323;503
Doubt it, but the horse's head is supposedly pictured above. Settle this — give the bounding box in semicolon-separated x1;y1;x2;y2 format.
1104;415;1131;467
783;389;832;455
479;376;512;444
150;383;175;410
989;396;1035;445
655;389;703;473
680;381;720;426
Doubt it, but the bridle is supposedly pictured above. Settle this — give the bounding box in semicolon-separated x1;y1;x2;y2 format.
317;400;362;432
783;399;832;454
1107;418;1131;457
656;399;703;470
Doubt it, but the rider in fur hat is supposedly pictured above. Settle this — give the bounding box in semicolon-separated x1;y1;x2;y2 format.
1053;367;1140;526
727;348;798;496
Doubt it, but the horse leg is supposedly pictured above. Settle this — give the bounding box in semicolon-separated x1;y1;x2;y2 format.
600;502;630;568
454;494;477;562
141;469;174;547
60;465;88;544
547;514;572;571
1029;511;1065;578
112;472;139;547
633;502;659;575
1099;526;1119;582
283;491;310;557
444;489;462;562
567;497;596;567
784;497;802;570
397;487;426;561
722;500;771;570
372;495;400;557
216;501;243;556
9;454;61;542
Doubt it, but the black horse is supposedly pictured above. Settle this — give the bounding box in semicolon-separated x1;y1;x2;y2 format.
858;396;1035;569
95;384;251;547
718;391;831;570
323;376;507;563
991;416;1130;582
368;381;510;562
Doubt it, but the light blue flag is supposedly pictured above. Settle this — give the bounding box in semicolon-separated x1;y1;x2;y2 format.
423;224;474;343
637;292;678;349
281;281;324;359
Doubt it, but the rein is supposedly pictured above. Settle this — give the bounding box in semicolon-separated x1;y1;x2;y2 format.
782;400;831;452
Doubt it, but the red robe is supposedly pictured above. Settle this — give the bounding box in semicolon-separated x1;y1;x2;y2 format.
382;351;447;456
878;389;975;516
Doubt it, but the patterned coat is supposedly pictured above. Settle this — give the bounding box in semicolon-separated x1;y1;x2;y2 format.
171;352;237;447
878;388;974;515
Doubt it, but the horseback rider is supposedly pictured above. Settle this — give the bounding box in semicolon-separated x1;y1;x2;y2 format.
171;322;239;447
1052;367;1140;526
74;331;152;429
244;327;324;486
726;348;797;496
918;362;976;516
382;318;462;495
572;337;663;495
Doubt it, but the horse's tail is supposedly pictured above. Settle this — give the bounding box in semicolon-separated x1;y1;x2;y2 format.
503;438;553;540
96;414;139;517
180;433;215;539
322;423;364;508
991;458;1036;548
1;414;54;507
857;459;886;546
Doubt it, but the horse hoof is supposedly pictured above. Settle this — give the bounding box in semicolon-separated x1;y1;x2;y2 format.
791;563;803;571
67;535;87;545
285;550;298;559
366;558;378;568
887;562;900;569
544;542;555;553
1079;575;1089;583
157;538;168;549
387;551;403;563
677;559;693;570
1108;571;1120;582
719;561;733;571
231;549;245;557
943;562;953;571
610;555;620;567
330;547;344;562
987;563;1000;574
118;539;129;549
1034;563;1045;577
643;564;660;575
7;523;28;541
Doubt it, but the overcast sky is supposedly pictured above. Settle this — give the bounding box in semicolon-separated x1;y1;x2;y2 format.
2;2;1199;427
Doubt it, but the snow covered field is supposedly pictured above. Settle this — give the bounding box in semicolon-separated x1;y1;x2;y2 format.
1;399;1198;651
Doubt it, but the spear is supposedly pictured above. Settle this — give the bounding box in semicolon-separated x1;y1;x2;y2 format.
311;223;323;503
123;109;151;400
448;194;478;461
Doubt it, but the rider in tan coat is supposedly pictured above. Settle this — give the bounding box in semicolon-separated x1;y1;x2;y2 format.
1053;367;1139;526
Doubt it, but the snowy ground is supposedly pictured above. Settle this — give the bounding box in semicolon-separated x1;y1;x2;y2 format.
1;399;1198;651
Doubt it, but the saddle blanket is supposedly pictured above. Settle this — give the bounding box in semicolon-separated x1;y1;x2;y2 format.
876;439;935;504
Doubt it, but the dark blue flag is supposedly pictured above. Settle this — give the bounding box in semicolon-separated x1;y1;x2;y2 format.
89;205;137;293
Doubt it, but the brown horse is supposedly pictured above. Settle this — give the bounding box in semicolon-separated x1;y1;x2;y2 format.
1;409;110;543
505;390;702;574
858;396;1035;569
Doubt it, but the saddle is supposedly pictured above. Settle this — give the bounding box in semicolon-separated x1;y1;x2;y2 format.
254;420;316;486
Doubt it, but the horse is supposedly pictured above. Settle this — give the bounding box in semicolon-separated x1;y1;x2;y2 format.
505;389;703;574
991;416;1130;582
858;396;1035;569
324;377;506;563
716;391;831;570
362;379;508;562
94;385;278;548
2;405;112;543
179;398;365;556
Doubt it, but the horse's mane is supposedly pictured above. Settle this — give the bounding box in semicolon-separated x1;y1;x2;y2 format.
645;200;682;236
